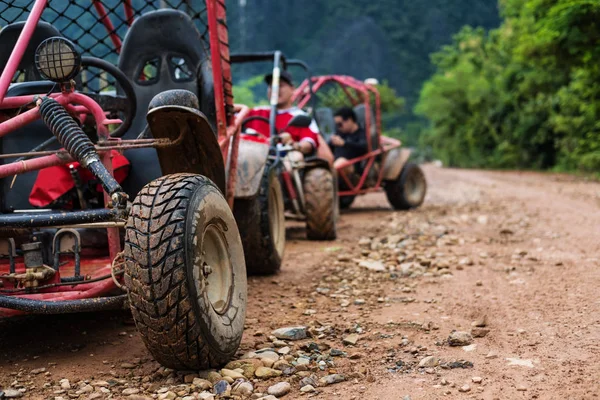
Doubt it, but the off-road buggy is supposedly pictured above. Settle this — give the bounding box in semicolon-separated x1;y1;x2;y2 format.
293;75;427;210
0;0;249;370
231;51;338;246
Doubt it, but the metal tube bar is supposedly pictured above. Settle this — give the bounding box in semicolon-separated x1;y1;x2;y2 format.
0;294;126;315
0;0;48;103
0;208;125;229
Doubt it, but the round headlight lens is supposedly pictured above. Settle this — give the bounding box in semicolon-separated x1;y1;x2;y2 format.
35;37;81;82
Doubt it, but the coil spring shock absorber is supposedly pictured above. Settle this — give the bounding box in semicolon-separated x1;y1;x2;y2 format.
38;97;127;206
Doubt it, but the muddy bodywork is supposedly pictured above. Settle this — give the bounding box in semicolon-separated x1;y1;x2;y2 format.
234;136;270;199
382;147;411;181
147;90;226;195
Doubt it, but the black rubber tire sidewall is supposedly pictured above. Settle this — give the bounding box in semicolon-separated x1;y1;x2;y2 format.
233;166;285;275
304;167;337;240
385;163;427;210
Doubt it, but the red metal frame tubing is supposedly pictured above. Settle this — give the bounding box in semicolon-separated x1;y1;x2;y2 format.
0;0;48;103
92;0;123;53
123;0;135;26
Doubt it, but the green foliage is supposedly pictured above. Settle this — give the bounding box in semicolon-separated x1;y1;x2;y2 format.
416;0;600;172
316;81;406;140
232;75;267;108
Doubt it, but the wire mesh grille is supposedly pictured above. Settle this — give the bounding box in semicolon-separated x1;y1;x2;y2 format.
0;1;210;66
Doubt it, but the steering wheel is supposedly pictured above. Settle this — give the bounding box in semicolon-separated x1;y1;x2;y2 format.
241;115;270;132
80;56;137;138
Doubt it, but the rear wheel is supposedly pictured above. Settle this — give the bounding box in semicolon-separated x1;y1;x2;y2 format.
124;174;246;370
385;163;427;210
304;168;337;240
233;166;285;275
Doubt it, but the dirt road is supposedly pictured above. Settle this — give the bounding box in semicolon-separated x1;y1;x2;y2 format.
1;166;599;400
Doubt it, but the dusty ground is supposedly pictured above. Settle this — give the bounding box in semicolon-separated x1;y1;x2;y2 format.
1;165;599;400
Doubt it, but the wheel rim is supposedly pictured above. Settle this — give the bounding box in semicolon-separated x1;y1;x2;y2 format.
269;181;285;257
405;170;425;205
202;223;233;315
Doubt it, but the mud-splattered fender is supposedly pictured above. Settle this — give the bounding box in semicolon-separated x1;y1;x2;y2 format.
233;136;270;199
382;147;411;181
146;90;226;194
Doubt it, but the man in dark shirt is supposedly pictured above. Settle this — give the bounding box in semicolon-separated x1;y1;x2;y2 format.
329;107;369;175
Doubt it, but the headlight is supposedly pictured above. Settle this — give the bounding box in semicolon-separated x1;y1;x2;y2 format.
35;37;81;82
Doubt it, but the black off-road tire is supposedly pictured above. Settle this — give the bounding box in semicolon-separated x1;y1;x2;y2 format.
339;195;355;210
304;167;337;240
384;163;427;210
233;166;285;275
124;174;247;370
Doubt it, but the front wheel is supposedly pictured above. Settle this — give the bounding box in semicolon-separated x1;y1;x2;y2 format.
124;174;247;370
304;168;337;240
384;163;427;210
234;166;285;275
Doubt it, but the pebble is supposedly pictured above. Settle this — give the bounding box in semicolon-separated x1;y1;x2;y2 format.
299;375;319;388
2;389;23;398
59;379;71;390
448;331;473;346
300;385;316;393
198;392;215;400
158;392;176;400
257;396;278;400
358;260;386;272
343;334;359;345
271;326;307;341
418;356;439;368
30;367;46;375
122;388;140;395
277;346;291;355
213;380;231;396
255;367;283;379
121;363;136;369
319;374;345;386
516;385;528;391
267;382;291;397
458;385;471;392
192;378;213;390
506;357;534;368
232;381;254;396
472;377;482;383
471;327;490;338
220;369;245;380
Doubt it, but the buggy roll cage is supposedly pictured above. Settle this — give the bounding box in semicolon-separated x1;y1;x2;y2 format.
292;75;402;196
0;0;247;316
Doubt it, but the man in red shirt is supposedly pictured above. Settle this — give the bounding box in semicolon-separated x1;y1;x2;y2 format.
244;71;320;155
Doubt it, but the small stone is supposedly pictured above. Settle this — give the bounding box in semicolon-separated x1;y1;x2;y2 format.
220;369;245;380
300;385;316;393
299;375;318;388
213;380;231;396
448;331;473;346
506;358;534;368
471;327;490;338
90;381;109;388
255;367;282;379
198;392;215;400
277;346;291;355
183;373;197;383
354;299;366;305
271;326;308;341
267;382;291;397
207;371;223;383
472;315;488;327
358;260;386;272
329;349;345;357
458;385;471;393
472;377;482;383
122;388;141;395
30;367;46;375
418;356;439;368
516;385;527;391
192;378;213;390
319;374;345;386
232;381;254;396
485;351;498;359
257;396;278;400
59;379;71;390
2;389;23;398
343;334;359;345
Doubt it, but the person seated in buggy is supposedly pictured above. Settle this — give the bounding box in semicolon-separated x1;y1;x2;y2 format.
328;106;369;176
244;71;320;156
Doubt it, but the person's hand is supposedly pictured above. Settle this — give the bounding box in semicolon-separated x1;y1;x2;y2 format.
331;134;345;146
280;132;293;145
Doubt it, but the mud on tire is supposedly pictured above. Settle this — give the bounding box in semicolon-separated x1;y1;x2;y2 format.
304;167;337;240
233;166;285;275
385;163;427;210
124;174;247;370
